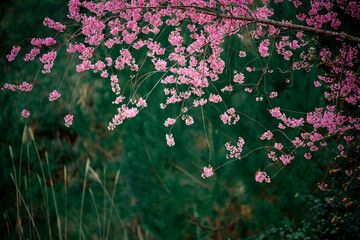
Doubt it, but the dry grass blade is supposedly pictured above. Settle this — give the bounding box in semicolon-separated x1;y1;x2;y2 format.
79;159;90;240
10;173;41;240
45;152;62;240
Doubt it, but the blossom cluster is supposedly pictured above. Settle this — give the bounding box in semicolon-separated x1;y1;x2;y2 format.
43;17;66;32
39;51;57;74
220;108;240;125
31;37;56;47
201;165;214;179
225;137;245;159
49;90;61;101
2;82;33;92
6;46;20;62
4;0;360;183
64;114;73;127
21;109;30;118
255;171;271;183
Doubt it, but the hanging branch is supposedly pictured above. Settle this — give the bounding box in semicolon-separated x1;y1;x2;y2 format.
119;5;360;43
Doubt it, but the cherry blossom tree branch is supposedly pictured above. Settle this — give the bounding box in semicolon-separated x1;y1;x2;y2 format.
119;5;360;43
211;13;360;43
179;5;360;43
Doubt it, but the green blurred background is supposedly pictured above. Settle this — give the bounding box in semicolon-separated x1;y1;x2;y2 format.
1;0;359;239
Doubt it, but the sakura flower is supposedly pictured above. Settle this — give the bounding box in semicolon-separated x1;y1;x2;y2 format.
6;46;21;62
239;51;246;57
233;72;245;84
269;92;278;98
201;165;214;179
136;97;147;108
164;118;176;127
318;182;327;191
260;130;273;140
255;171;271;183
182;115;194;125
258;39;270;57
279;154;294;165
274;143;283;150
304;152;312;160
64;114;73;127
21;109;30;118
166;134;175;147
49;90;61;101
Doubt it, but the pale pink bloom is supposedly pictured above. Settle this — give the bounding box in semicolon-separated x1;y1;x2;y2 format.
39;51;57;74
24;47;40;61
201;165;214;179
44;37;56;46
152;58;167;71
280;154;294;165
274;143;283;150
246;67;255;72
344;136;354;142
209;93;222;103
225;137;245;159
314;81;321;87
2;82;33;92
113;96;125;105
233;72;245;84
164;118;176;127
318;182;327;191
268;151;278;161
182;115;194;125
43;17;66;32
166;134;175;147
21;109;30;118
105;57;113;66
239;51;246;57
304;152;312;159
64;114;73;127
227;108;235;114
160;103;167;109
221;85;233;92
255;171;271;183
136;97;147;108
6;46;21;62
101;70;108;78
258;39;270;57
260;130;273;140
269;92;278;98
49;90;61;101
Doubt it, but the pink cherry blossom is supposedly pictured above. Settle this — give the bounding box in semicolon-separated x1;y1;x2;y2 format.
260;131;273;140
6;46;20;62
239;51;246;57
64;114;73;127
166;134;175;147
21;109;30;118
255;171;271;183
318;182;327;191
49;90;61;101
201;165;214;179
164;118;176;127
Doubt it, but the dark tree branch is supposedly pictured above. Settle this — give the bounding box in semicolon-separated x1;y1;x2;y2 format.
115;5;360;43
